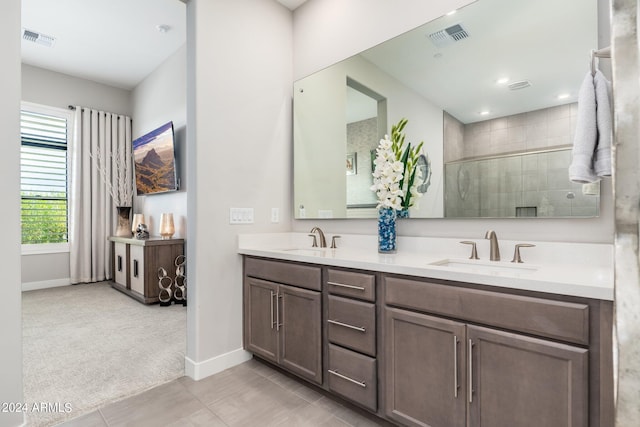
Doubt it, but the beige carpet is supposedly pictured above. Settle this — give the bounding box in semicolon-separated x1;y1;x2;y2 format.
22;282;186;426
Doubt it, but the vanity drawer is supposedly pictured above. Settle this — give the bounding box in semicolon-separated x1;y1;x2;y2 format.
245;257;321;291
384;276;590;345
328;344;377;411
327;295;376;356
327;269;375;302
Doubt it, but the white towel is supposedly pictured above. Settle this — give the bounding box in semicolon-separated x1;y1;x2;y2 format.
569;72;598;183
593;70;612;177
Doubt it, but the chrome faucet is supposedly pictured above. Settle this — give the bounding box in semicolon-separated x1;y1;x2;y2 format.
484;230;500;261
309;227;327;248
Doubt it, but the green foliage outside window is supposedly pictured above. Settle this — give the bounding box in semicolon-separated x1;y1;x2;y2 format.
21;192;68;244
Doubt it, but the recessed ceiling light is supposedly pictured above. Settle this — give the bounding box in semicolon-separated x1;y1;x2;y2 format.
496;77;510;85
156;24;171;34
479;111;490;116
446;10;457;16
557;93;570;100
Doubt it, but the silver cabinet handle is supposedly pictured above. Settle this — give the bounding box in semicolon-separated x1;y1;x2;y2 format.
468;339;474;403
270;291;275;329
276;293;283;330
328;369;366;388
327;281;365;291
327;319;366;332
453;335;459;398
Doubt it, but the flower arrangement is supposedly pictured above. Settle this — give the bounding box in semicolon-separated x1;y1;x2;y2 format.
370;118;424;211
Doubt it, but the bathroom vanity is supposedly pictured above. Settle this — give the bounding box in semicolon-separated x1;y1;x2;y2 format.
240;233;613;427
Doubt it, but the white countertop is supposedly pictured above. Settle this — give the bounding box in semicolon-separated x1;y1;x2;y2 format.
238;233;614;301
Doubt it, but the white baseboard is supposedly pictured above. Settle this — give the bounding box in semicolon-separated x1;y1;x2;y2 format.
22;278;71;292
185;348;252;381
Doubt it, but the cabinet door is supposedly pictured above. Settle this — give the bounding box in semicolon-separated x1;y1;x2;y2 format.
468;325;588;427
385;307;467;427
244;278;279;363
129;244;145;295
113;242;127;287
279;284;322;384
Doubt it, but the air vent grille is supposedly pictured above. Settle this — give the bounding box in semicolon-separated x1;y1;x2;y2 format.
22;28;56;48
507;80;532;90
428;23;470;47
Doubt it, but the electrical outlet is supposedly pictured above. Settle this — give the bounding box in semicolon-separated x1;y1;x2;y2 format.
229;207;254;224
271;208;280;223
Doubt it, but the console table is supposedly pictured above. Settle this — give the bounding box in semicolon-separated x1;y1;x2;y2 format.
108;236;185;304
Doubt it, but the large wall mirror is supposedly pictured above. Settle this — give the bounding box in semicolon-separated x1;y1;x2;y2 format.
293;0;600;219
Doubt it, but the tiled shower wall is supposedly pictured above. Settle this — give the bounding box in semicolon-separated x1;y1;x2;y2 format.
444;103;600;217
346;117;378;206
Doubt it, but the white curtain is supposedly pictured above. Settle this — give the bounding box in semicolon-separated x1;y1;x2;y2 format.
69;107;133;284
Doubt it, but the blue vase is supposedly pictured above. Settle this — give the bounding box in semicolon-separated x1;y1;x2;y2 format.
378;207;397;253
397;208;409;219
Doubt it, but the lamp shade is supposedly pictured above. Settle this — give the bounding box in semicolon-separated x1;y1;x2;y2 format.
159;213;175;239
131;214;145;234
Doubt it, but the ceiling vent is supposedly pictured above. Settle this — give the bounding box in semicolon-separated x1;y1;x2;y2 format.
508;80;532;90
428;23;470;47
22;28;56;48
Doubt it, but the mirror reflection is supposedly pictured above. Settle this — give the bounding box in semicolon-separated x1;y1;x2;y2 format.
293;0;599;219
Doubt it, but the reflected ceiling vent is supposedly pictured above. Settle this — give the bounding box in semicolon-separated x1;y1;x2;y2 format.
428;23;470;47
22;28;56;48
507;80;532;90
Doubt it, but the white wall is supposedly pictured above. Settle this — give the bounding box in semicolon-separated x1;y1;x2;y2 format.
20;65;133;287
291;0;615;244
1;1;24;425
185;0;292;378
131;45;187;238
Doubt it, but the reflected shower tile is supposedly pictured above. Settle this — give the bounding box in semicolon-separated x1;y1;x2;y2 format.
508;125;527;143
548;117;571;138
546;104;572;119
507;113;527;128
490;117;508;131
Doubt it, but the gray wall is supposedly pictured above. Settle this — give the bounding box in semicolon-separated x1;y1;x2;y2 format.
131;44;187;239
292;0;614;244
20;65;133;287
1;1;23;425
185;0;292;377
22;64;132;116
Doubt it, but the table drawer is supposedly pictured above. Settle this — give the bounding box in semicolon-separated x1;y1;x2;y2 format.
385;276;590;345
327;295;376;356
327;269;375;302
328;344;377;411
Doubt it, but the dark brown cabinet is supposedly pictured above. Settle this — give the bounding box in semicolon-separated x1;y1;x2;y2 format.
385;307;467;427
243;259;322;385
109;236;184;304
385;307;589;427
468;325;588;427
325;268;378;412
383;275;598;427
241;256;612;427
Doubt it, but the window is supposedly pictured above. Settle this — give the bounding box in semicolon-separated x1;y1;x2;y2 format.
20;104;71;246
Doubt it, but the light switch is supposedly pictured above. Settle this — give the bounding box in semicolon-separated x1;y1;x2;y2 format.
271;208;280;223
229;207;254;224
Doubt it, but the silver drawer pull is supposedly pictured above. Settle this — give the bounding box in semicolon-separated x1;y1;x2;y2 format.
327;281;365;291
327;319;366;333
328;369;366;388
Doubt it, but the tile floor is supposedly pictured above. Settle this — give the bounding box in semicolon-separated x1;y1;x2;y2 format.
57;358;393;427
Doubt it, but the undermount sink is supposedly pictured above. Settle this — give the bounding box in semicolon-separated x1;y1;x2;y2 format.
430;258;538;276
280;247;330;256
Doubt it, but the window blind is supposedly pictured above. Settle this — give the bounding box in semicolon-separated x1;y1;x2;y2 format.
20;110;68;244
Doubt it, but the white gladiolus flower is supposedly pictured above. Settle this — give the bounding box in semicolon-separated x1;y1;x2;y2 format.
371;120;427;211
